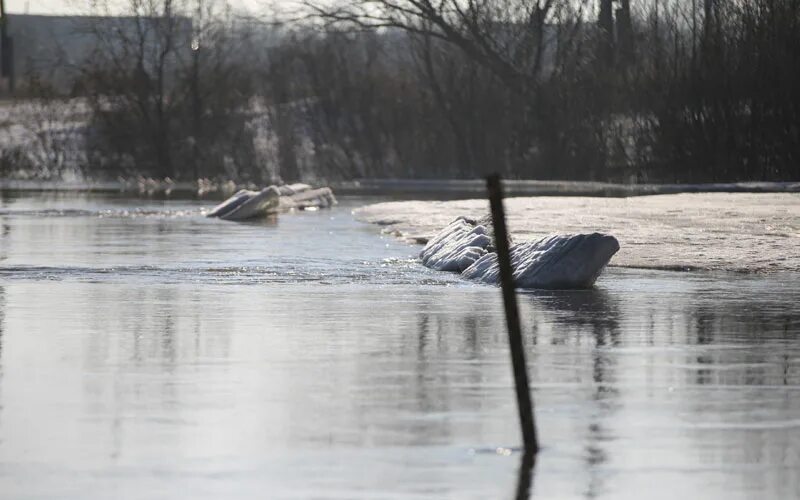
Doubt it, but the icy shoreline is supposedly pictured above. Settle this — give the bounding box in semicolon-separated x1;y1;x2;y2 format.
355;193;800;273
339;179;800;197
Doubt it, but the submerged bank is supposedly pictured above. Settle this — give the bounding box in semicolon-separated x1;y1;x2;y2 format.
355;192;800;273
3;178;800;197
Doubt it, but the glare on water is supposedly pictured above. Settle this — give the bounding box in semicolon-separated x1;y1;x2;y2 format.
0;191;798;499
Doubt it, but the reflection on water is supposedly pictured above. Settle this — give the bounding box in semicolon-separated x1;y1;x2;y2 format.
0;191;798;499
515;451;536;500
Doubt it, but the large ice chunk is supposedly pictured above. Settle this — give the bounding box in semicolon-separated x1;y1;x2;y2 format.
419;217;492;272
207;187;281;220
205;189;254;218
462;233;620;289
277;187;337;211
207;185;337;221
421;217;619;289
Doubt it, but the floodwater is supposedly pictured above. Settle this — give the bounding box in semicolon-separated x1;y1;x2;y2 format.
0;191;798;500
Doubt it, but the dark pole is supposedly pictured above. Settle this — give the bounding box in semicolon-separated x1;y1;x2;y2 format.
514;445;537;500
0;0;13;95
191;0;201;181
486;173;539;454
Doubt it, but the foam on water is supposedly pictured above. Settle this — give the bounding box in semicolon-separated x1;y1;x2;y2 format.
0;206;202;219
0;259;455;285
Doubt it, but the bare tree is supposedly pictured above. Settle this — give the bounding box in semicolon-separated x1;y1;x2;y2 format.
78;0;189;177
302;0;592;95
77;0;262;181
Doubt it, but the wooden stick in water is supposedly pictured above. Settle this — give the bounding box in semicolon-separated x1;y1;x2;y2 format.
486;173;539;454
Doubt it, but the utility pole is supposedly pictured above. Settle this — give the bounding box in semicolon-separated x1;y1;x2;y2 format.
0;0;13;95
191;0;202;181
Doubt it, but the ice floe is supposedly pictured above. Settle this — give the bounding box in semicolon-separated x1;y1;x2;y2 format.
420;217;619;289
207;184;336;221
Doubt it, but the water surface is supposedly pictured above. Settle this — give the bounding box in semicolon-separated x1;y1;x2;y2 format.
0;191;798;499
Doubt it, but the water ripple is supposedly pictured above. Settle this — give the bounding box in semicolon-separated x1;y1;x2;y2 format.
0;260;462;286
0;207;201;218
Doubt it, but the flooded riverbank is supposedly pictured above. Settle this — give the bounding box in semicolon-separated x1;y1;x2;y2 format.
0;191;798;499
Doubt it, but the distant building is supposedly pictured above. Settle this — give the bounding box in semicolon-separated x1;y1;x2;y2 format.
1;14;192;95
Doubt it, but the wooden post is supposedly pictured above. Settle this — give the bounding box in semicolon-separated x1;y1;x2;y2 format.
190;0;202;181
514;448;537;500
486;174;539;454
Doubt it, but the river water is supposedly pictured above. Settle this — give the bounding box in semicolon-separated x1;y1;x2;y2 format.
0;191;798;499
